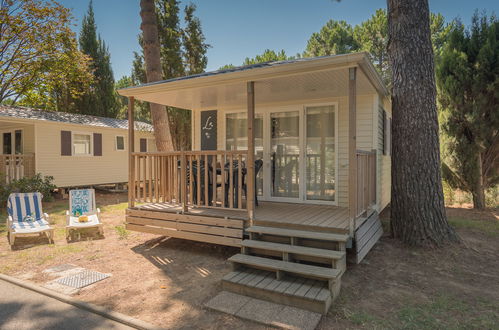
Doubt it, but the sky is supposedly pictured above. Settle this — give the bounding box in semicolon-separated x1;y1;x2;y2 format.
59;0;499;80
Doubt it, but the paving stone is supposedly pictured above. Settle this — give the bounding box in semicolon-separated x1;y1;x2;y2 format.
205;291;322;330
272;305;322;330
204;291;251;315
236;298;285;324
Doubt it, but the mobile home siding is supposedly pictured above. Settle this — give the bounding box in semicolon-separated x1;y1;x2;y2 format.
377;95;392;210
34;122;153;187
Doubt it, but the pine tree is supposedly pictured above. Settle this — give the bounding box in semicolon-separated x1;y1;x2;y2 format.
156;0;184;78
303;20;359;57
387;0;458;246
437;13;499;209
182;3;209;75
77;0;118;117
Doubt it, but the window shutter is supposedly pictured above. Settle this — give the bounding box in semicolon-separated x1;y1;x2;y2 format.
140;138;147;152
61;131;72;156
382;110;387;155
93;133;102;156
388;118;392;156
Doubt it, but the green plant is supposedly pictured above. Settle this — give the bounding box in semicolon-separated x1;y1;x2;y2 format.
114;225;129;240
0;173;56;208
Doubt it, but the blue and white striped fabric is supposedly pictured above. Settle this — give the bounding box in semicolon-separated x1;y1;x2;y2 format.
7;192;44;224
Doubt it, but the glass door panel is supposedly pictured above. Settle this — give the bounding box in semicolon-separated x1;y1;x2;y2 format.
3;132;12;154
306;105;335;201
225;112;264;196
270;111;300;198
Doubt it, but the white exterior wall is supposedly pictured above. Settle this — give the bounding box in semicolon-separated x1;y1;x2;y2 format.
32;121;154;187
191;94;377;207
377;95;392;211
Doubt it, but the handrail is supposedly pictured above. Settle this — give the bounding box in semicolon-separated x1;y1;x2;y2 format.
0;154;36;183
129;150;251;212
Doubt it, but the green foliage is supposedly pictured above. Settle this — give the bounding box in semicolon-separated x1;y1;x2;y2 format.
243;49;292;65
131;0;209;150
304;20;359;57
0;174;56;208
182;3;209;75
114;225;129;240
77;0;119;118
437;12;499;208
302;10;451;88
0;0;93;110
354;9;390;87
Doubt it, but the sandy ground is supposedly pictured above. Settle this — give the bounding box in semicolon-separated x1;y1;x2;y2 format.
1;192;498;329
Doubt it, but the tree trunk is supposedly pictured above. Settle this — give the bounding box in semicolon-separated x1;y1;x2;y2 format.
387;0;459;246
472;152;486;209
139;0;174;151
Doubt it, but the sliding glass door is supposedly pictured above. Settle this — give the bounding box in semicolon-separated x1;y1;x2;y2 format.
270;111;300;198
305;105;336;201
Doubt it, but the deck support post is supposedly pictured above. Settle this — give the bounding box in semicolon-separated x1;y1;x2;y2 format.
128;96;135;208
247;81;255;221
348;67;357;238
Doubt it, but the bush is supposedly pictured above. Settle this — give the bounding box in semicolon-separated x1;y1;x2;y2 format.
0;173;56;208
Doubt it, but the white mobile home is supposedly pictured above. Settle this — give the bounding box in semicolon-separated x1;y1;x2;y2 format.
0;105;155;187
119;53;392;313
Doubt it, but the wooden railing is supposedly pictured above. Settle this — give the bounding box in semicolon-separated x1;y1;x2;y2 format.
130;150;250;211
356;150;376;217
0;154;35;184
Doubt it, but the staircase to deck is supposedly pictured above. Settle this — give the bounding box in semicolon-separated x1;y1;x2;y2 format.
222;225;349;314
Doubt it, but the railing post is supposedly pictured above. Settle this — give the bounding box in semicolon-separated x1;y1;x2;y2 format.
348;67;357;238
247;81;255;221
128;96;135;208
181;152;188;212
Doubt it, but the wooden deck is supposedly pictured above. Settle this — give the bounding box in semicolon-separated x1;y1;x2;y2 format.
132;201;354;234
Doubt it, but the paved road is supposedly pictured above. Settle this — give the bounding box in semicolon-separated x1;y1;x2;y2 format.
0;279;134;330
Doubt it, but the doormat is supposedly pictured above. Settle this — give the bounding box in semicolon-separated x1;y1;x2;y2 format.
56;269;110;289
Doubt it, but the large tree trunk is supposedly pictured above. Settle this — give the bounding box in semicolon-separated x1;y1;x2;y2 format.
140;0;174;151
387;0;459;246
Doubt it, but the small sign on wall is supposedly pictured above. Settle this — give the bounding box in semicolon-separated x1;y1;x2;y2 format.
201;110;217;150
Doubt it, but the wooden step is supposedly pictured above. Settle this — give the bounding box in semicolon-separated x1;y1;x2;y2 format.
241;240;346;260
247;225;349;242
222;268;333;314
228;254;341;280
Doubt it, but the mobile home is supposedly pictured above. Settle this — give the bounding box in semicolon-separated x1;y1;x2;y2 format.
119;52;392;313
0;105;155;187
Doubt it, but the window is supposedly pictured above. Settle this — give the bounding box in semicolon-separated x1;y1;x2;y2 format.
2;130;22;155
73;133;92;156
116;136;125;151
140;138;147;152
2;132;11;154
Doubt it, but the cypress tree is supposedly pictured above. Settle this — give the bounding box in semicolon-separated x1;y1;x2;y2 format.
437;13;499;209
78;0;118;117
182;3;209;75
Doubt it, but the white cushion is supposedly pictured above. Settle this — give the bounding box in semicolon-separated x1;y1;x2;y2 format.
11;219;51;234
68;214;101;228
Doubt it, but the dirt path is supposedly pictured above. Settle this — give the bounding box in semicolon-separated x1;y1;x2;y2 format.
1;193;498;329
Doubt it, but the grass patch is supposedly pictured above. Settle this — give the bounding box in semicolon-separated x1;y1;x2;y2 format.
114;225;129;240
448;216;499;237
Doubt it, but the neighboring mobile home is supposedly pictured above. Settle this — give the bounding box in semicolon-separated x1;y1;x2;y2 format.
119;52;392;314
0;105;155;187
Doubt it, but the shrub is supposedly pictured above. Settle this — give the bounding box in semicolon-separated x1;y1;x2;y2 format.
0;173;56;208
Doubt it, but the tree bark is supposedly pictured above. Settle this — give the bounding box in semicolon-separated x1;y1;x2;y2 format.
140;0;174;151
387;0;459;246
472;152;486;209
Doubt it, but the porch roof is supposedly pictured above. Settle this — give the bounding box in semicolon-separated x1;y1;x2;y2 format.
118;52;388;111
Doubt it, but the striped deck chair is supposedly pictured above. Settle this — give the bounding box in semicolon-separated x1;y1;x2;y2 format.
6;192;54;248
65;189;103;241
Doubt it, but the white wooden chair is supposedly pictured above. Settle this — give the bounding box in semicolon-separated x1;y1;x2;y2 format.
65;189;103;241
7;192;54;248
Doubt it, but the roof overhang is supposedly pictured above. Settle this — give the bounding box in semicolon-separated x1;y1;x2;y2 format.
118;52;389;111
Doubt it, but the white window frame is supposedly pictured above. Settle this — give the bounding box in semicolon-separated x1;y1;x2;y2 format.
115;135;125;151
72;131;93;157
